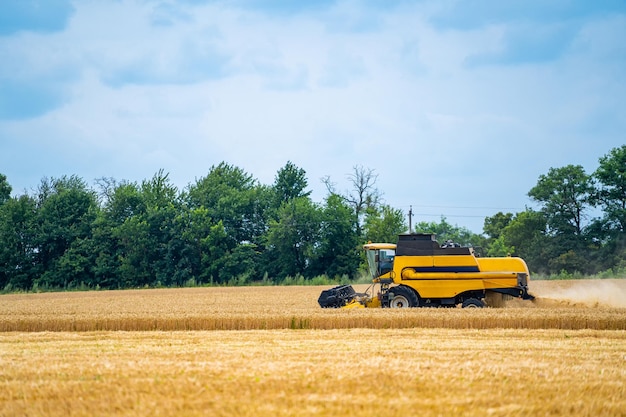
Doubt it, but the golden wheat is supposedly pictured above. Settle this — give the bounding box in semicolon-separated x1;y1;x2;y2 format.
1;280;625;416
0;280;626;332
1;280;625;332
1;329;625;417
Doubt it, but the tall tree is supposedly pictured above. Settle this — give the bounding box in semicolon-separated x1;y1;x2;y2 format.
593;145;626;234
0;173;11;206
590;145;626;273
113;215;152;287
0;195;37;290
500;209;549;273
363;204;407;243
528;165;593;237
414;216;484;248
483;212;515;256
273;161;311;203
186;162;261;246
89;181;147;288
483;212;513;240
141;169;178;210
265;197;322;279
323;165;381;238
103;181;146;224
34;176;98;288
312;194;360;279
141;170;182;286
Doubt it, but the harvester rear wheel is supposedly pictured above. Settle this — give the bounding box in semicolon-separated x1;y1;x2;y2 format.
389;286;419;308
462;298;485;308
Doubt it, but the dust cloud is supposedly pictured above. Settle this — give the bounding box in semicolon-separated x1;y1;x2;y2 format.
529;279;626;308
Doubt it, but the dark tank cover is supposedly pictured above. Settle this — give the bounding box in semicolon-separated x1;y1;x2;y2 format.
395;233;471;256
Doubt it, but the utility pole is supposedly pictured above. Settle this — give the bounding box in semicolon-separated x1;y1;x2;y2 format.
408;205;413;233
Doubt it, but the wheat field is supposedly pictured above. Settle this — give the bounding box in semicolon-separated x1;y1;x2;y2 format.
1;329;625;416
1;279;625;331
1;279;625;416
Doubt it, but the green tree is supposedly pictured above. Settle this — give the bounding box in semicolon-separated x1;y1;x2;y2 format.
0;173;11;206
34;176;98;289
273;161;311;203
363;204;407;243
483;212;515;256
589;145;626;273
103;181;146;223
528;165;593;237
187;162;262;246
113;215;152;287
265;197;322;279
140;171;183;286
483;212;513;240
414;216;484;248
90;171;182;288
141;169;178;210
499;209;548;273
0;195;37;290
323;165;381;238
593;145;626;234
311;194;360;279
220;243;259;285
485;235;515;257
527;165;597;274
185;163;273;283
174;206;231;284
89;216;121;289
90;181;146;288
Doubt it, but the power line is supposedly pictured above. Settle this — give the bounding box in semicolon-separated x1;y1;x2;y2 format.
399;204;526;211
412;213;490;219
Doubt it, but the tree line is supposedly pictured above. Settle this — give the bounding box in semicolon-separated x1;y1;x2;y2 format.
0;145;624;291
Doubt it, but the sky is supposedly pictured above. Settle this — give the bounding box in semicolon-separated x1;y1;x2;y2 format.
1;0;625;233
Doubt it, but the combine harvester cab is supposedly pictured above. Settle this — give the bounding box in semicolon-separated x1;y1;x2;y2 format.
318;233;534;309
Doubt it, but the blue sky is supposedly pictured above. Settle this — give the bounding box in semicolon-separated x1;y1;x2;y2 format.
1;0;625;233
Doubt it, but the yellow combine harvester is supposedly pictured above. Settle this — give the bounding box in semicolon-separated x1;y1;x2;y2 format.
318;233;534;308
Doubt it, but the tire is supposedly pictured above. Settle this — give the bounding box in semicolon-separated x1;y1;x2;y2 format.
389;286;419;308
462;298;485;308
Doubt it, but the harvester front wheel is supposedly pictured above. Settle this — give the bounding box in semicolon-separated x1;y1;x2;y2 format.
389;286;419;308
462;298;485;308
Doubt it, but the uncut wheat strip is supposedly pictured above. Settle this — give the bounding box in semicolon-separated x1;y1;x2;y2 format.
0;286;322;319
307;309;626;331
2;308;626;332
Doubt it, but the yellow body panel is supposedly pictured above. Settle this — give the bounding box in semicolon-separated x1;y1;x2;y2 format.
398;274;522;299
365;297;381;308
400;255;433;268
343;299;365;309
387;253;529;300
433;255;477;268
477;257;529;273
406;278;482;298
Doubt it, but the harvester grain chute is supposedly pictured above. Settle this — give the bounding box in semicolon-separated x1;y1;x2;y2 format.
318;233;534;309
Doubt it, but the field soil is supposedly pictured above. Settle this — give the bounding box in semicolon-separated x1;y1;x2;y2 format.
1;279;625;416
